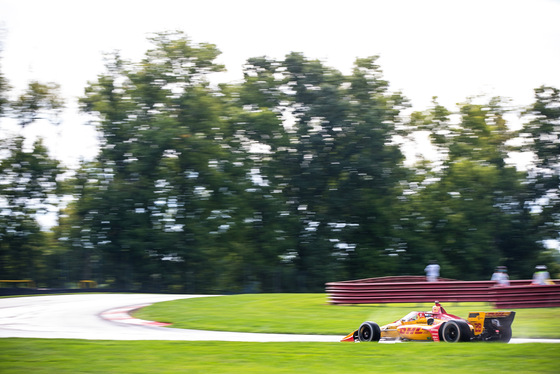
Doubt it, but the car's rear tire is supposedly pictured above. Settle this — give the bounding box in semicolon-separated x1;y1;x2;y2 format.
498;326;512;343
358;321;381;342
440;320;471;342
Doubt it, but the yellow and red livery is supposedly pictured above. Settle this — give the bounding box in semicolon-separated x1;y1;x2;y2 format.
342;301;515;343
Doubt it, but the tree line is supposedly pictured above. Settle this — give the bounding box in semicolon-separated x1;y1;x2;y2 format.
1;32;559;292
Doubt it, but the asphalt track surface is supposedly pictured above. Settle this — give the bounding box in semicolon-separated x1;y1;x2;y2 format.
0;294;558;343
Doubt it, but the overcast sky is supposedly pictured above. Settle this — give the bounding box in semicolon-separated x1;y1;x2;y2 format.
1;0;560;167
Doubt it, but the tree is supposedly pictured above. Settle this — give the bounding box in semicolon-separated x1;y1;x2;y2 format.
230;53;411;289
0;138;62;282
401;98;536;279
0;60;9;115
0;68;64;283
42;34;559;290
70;32;253;291
330;57;410;281
521;86;560;275
11;81;64;127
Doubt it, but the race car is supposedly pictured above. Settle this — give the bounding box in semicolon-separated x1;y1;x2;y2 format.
341;301;515;343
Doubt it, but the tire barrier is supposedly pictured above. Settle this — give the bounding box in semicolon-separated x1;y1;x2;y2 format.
326;276;559;308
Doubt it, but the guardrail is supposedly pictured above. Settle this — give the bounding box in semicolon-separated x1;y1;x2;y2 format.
492;284;560;308
326;277;559;308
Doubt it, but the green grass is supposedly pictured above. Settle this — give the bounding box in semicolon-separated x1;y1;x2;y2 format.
1;339;559;373
134;294;560;338
2;294;560;372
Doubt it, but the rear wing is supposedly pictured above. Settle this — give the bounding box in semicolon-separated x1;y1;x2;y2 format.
467;311;515;336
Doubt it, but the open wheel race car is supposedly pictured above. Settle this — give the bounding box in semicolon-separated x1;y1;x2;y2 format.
342;301;515;343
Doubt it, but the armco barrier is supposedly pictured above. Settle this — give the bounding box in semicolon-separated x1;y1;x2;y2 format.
326;277;559;308
492;284;560;308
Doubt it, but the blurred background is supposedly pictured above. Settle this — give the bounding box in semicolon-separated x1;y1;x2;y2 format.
0;0;559;293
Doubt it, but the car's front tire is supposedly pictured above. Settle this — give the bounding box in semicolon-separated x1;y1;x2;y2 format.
358;321;381;342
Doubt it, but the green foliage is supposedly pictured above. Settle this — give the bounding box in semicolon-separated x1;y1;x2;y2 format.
521;87;560;275
401;98;538;279
66;32;249;290
11;81;64;126
62;34;415;292
0;136;63;282
0;69;66;284
0;62;9;115
2;33;559;290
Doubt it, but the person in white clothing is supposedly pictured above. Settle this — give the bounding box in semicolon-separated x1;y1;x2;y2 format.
425;260;440;282
532;265;552;285
491;266;510;286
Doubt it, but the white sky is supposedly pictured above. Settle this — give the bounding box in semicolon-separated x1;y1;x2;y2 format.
1;0;560;168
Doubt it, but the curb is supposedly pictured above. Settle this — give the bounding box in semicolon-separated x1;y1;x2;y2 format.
100;304;171;327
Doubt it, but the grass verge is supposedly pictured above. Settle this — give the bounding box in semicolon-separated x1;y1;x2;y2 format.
134;293;560;338
1;339;559;374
